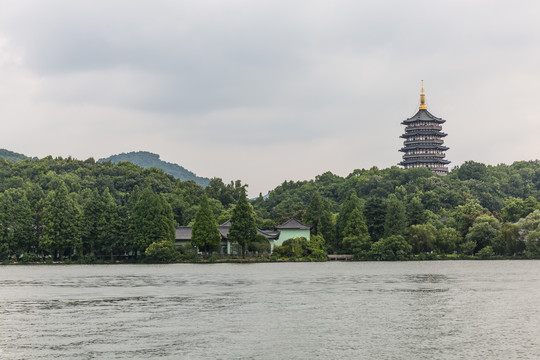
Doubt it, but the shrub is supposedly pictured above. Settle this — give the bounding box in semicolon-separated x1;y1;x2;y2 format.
273;237;328;261
525;230;540;258
417;252;437;260
273;237;309;258
145;241;180;263
0;243;9;261
477;246;495;259
308;249;328;262
368;235;411;261
459;240;476;255
19;252;39;264
248;234;271;254
77;255;97;264
343;235;371;259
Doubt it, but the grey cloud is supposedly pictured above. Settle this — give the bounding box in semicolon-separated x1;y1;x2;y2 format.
1;0;540;195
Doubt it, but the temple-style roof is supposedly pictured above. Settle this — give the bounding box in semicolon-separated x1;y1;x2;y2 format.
217;224;231;238
399;145;449;152
176;226;192;240
400;130;447;138
400;158;451;165
257;228;279;239
403;154;446;160
402;109;446;125
175;218;307;241
275;218;311;230
176;224;230;240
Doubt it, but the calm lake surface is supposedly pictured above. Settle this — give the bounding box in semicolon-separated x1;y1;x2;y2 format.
1;261;540;359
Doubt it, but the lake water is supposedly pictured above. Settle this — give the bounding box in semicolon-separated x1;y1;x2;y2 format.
1;261;539;359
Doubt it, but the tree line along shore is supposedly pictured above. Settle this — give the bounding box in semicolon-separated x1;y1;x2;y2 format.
1;156;540;263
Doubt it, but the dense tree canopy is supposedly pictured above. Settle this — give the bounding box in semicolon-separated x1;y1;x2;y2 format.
0;156;205;261
2;155;540;261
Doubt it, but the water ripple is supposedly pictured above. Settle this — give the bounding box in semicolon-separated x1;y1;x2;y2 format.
0;262;539;359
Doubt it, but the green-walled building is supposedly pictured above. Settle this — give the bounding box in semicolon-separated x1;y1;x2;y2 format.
175;218;311;254
271;218;311;250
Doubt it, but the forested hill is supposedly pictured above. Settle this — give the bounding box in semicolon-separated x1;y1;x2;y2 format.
99;151;211;187
251;160;540;257
1;155;540;261
0;149;31;163
253;161;540;221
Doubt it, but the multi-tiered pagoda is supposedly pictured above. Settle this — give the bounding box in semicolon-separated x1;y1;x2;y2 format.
399;82;450;175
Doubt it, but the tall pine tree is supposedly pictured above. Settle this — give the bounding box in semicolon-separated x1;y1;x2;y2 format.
342;207;371;255
384;194;407;237
228;188;257;257
10;190;35;256
364;197;387;241
407;196;426;226
191;195;221;254
41;183;82;259
99;188;126;260
129;186;175;255
82;189;103;257
304;191;334;250
335;193;362;245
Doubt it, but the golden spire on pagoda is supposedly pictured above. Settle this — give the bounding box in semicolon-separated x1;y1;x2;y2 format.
419;80;427;110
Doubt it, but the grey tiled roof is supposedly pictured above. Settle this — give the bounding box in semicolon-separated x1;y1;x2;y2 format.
257;228;279;239
400;130;447;138
175;218;310;241
399;159;451;165
175;227;192;240
217;224;230;238
275;218;311;230
399;145;449;152
402;109;445;124
175;224;230;240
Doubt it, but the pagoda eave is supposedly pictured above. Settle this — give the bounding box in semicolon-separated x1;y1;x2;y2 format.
400;132;447;138
400;159;451;165
399;145;449;152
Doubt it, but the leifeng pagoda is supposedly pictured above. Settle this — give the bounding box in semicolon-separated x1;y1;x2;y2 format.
399;82;450;175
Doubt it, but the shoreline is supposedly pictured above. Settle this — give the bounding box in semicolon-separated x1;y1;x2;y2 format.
1;255;536;265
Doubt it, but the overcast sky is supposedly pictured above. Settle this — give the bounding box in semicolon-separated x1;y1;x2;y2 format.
0;0;539;196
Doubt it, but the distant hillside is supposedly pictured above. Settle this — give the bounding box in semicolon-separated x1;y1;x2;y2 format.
99;151;211;187
0;149;31;163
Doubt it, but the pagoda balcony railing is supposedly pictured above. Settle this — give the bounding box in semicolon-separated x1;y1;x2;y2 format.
405;124;442;131
403;139;444;145
403;153;445;159
404;165;449;171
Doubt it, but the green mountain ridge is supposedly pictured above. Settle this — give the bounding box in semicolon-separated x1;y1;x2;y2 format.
98;151;211;187
0;149;211;188
0;148;33;163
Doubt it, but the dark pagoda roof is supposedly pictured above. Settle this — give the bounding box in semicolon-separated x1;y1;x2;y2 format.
400;158;451;165
399;145;449;152
402;109;445;125
400;130;447;138
275;218;311;230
